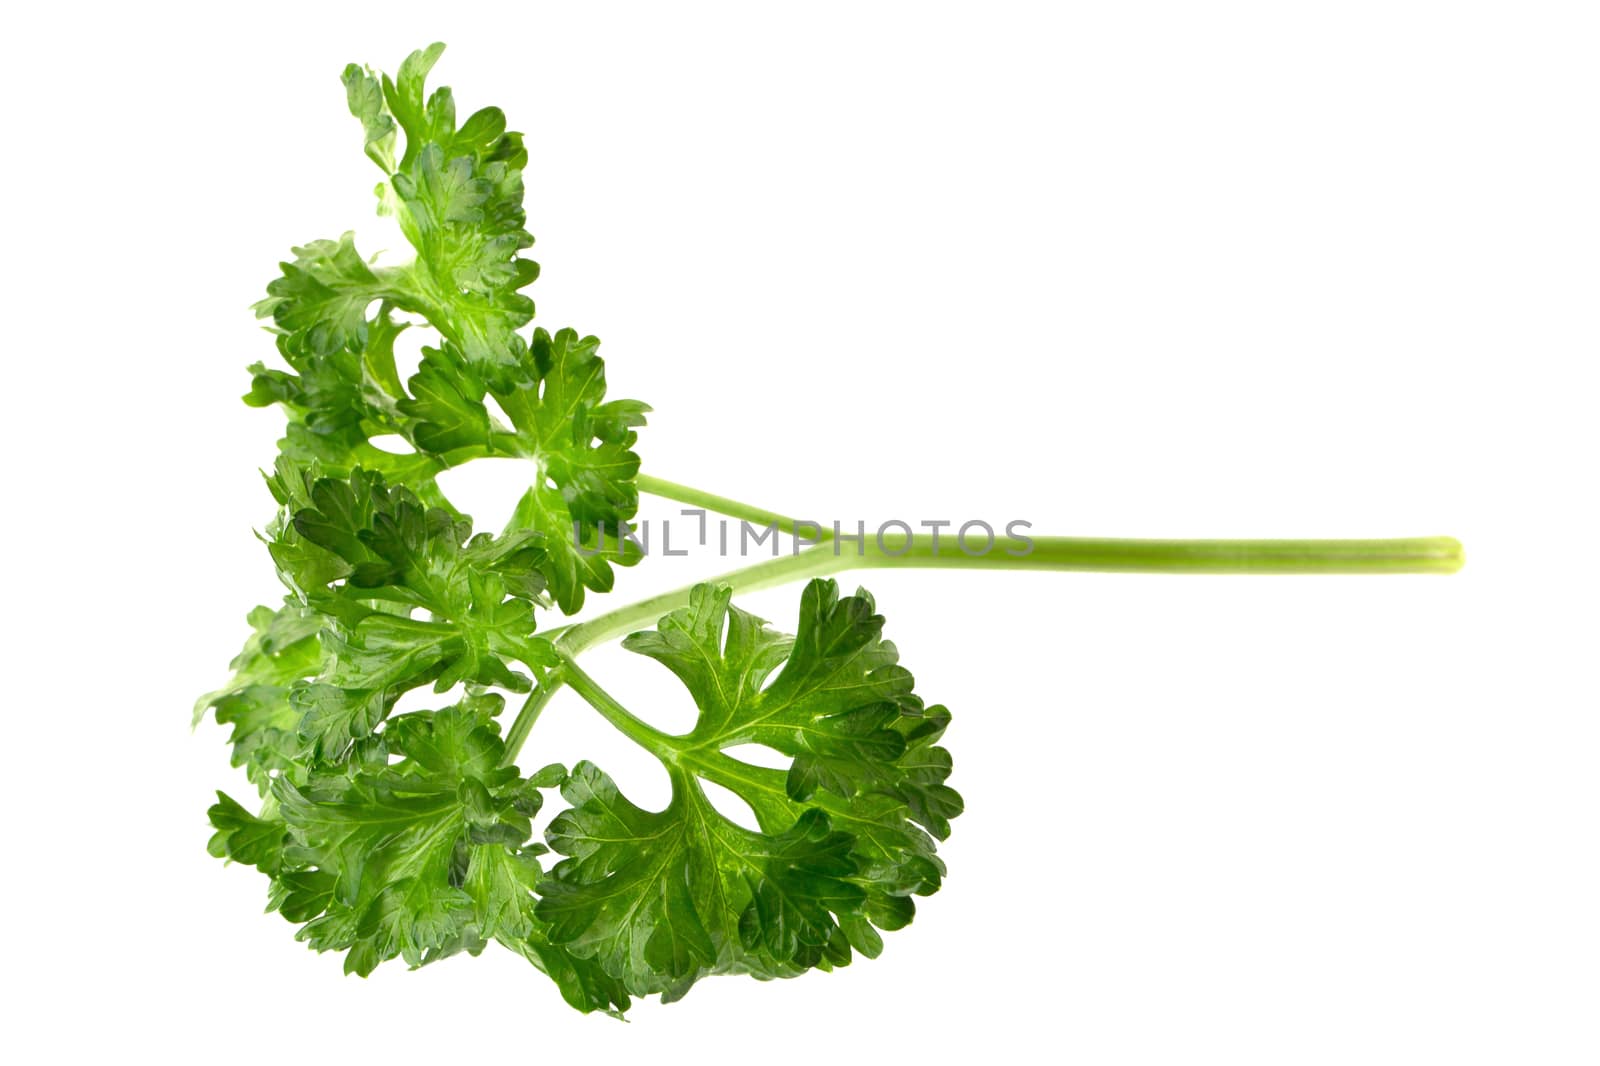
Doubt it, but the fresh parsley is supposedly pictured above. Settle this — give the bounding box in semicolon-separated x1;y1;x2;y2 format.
199;44;1463;1016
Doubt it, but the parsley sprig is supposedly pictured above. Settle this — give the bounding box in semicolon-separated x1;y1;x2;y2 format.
199;44;1463;1016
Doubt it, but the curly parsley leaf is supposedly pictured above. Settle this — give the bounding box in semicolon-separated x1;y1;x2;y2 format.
263;462;556;759
194;601;322;792
535;579;961;998
498;327;649;612
262;43;536;386
207;696;629;1013
246;45;646;614
347;42;538;382
368;326;648;613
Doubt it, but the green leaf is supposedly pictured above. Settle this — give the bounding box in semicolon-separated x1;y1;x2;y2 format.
628;580;963;838
251;321;648;617
207;792;289;874
245;45;648;613
497;327;649;613
263;700;543;973
342;61;396;171
536;579;962;998
254;233;404;359
537;762;864;997
195;602;323;792
373;43;538;380
397;341;491;454
247;291;446;491
248;42;540;492
263;463;555;758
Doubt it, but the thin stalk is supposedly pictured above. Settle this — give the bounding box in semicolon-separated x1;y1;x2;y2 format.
555;533;1463;654
556;652;681;758
500;672;563;767
636;474;832;541
506;476;1462;763
555;549;846;654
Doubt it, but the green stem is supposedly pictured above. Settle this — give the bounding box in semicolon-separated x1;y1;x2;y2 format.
636;474;831;541
555;550;842;655
556;652;680;758
503;474;1463;763
500;672;563;767
556;531;1463;654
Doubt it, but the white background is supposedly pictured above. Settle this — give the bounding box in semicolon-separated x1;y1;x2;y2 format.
4;2;1597;1062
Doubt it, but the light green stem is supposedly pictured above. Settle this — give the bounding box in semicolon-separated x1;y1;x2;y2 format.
554;531;1463;655
557;652;679;756
635;474;831;541
500;672;562;767
500;473;1464;763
